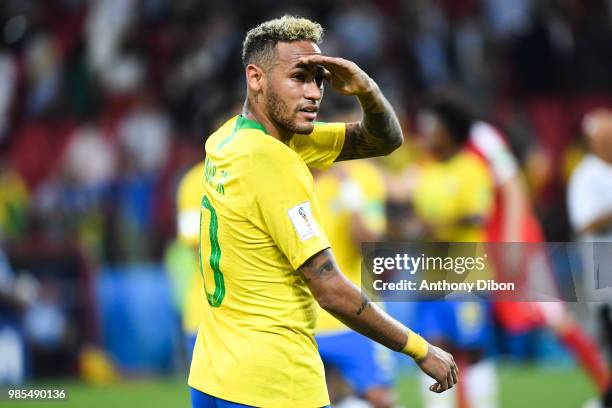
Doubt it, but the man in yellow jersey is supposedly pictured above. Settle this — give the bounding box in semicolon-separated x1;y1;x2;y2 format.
188;16;458;408
174;161;205;361
313;160;396;408
410;94;497;408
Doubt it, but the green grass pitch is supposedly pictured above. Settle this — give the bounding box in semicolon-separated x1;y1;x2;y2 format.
12;365;595;407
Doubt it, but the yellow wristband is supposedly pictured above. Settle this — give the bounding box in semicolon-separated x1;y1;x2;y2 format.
402;329;429;361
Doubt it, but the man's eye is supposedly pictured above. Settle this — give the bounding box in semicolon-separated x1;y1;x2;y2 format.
315;74;324;87
293;73;305;81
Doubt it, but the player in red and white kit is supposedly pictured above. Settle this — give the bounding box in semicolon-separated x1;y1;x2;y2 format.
468;120;612;404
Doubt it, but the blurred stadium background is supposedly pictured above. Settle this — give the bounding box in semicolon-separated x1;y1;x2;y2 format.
0;0;611;407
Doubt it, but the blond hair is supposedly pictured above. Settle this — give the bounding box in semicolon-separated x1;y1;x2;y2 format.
242;15;324;68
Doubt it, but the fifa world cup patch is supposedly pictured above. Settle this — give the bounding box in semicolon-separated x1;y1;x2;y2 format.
288;201;318;241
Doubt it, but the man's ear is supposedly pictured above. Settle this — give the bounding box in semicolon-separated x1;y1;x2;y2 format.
246;64;266;93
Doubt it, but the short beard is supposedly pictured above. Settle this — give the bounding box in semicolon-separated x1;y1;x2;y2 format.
266;87;314;138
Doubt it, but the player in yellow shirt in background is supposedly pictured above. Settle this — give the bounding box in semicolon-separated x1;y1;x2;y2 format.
409;94;497;408
173;161;205;361
188;15;458;408
314;160;395;408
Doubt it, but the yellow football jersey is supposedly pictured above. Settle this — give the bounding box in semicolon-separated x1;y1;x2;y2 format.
188;115;345;408
314;160;386;333
0;168;29;239
176;161;205;334
412;151;493;242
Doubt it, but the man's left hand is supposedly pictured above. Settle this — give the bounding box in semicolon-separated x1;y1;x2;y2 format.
299;55;374;97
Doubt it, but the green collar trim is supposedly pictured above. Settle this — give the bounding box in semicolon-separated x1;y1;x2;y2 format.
217;115;268;151
235;115;268;134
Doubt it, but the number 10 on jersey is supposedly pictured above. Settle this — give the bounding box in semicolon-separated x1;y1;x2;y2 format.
199;194;226;307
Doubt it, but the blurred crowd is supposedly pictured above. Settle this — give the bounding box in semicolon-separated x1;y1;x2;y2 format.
1;0;612;258
1;0;612;386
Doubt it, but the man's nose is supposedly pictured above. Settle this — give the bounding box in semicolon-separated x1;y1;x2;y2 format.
304;80;322;101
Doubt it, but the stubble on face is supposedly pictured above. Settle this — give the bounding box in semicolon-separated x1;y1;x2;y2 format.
266;83;314;136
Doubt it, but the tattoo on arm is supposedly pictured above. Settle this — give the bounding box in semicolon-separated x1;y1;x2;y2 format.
298;250;410;351
317;260;334;276
299;249;407;350
336;88;403;161
356;294;371;315
299;249;337;283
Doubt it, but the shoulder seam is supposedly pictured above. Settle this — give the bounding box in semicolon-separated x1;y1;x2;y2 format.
216;119;241;151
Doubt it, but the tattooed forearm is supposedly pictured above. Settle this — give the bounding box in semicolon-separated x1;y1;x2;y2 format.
337;85;403;161
355;294;372;315
299;248;409;352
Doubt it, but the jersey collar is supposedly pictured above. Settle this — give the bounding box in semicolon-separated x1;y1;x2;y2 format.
236;115;268;135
